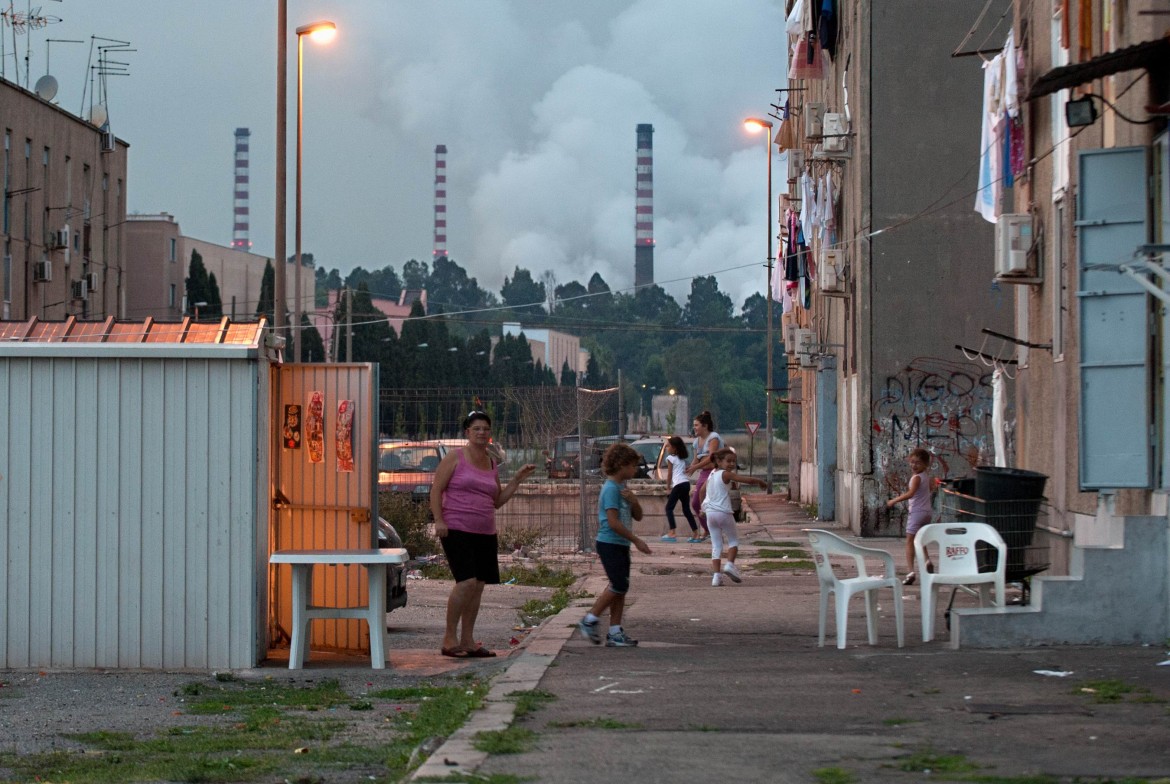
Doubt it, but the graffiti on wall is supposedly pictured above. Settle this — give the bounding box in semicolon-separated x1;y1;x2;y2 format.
868;358;1012;531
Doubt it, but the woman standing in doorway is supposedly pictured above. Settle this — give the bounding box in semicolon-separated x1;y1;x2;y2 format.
688;411;725;542
431;411;536;658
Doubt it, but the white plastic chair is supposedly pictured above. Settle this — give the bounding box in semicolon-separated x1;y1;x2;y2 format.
805;529;904;649
914;522;1008;641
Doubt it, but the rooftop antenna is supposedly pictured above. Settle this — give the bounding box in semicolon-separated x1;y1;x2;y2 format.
1;1;62;86
80;35;133;128
35;36;82;102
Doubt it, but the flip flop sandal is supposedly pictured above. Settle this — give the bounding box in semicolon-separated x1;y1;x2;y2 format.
440;647;470;658
466;647;497;658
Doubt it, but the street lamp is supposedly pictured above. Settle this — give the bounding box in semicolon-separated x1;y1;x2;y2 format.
744;117;775;493
293;18;337;362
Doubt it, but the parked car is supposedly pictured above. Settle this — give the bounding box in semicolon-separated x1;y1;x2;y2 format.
545;434;643;479
629;436;670;482
376;516;409;612
378;441;447;502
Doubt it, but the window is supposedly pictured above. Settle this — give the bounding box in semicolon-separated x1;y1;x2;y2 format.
169;283;176;307
169;238;176;262
1050;7;1070;194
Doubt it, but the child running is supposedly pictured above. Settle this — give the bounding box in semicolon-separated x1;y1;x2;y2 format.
578;442;650;647
661;436;700;543
698;448;767;586
886;447;935;585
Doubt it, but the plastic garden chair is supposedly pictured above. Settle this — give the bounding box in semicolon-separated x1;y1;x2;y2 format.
914;522;1008;641
805;529;904;649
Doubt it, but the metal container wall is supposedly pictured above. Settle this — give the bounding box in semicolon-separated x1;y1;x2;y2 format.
0;352;268;668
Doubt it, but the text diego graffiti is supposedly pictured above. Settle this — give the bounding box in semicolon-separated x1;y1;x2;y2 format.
946;544;970;558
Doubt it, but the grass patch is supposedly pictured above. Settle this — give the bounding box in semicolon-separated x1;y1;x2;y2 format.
1074;679;1151;704
813;768;857;784
753;540;802;547
518;585;582;625
755;548;809;559
548;717;642;729
896;749;978;774
882;717;918;726
753;559;816;571
472;727;536;754
508;689;557;719
499;563;576;588
0;676;489;783
420;562;455;580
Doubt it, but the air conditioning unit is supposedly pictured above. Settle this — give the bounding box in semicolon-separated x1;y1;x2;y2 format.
84;272;98;290
71;279;89;300
46;228;68;249
995;214;1032;276
794;327;818;368
804;102;825;138
101;130;116;153
822;113;847;152
33;259;52;282
820;248;844;292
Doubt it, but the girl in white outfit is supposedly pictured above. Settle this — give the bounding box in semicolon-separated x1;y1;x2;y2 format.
698;448;767;586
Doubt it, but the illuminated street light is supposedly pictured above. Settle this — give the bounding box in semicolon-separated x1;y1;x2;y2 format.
293;18;337;362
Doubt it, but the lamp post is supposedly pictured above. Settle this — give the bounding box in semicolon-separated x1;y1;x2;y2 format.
293;19;337;362
275;1;287;344
744;117;775;493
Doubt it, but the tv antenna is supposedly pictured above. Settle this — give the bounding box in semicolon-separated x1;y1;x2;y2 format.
34;36;82;102
0;1;63;87
80;35;134;128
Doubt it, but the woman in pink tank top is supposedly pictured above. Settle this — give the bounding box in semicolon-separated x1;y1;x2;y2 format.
430;411;535;658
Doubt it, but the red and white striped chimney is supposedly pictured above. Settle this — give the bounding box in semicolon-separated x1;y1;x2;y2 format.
433;144;447;258
634;124;654;287
231;128;251;249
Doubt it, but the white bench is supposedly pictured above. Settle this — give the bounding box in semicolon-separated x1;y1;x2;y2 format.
269;548;409;669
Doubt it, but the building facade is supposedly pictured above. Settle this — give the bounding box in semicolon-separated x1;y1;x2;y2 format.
1;78;128;322
779;2;1015;532
124;212;307;323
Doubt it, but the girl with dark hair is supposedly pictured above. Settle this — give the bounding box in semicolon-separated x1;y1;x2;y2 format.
430;411;536;658
687;410;724;541
661;436;699;543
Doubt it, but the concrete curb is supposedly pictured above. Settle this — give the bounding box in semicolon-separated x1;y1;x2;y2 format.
410;575;604;780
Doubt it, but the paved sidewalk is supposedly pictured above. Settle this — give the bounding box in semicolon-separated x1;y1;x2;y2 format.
435;493;1170;783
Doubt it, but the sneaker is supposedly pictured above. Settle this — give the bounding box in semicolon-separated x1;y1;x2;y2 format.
577;617;601;644
686;536;703;543
605;630;638;647
902;572;917;586
660;535;677;542
722;562;743;583
711;572;724;587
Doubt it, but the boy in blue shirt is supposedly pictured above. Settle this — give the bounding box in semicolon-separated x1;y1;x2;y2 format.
578;443;650;647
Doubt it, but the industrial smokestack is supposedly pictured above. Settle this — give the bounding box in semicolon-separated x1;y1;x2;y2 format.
634;124;654;288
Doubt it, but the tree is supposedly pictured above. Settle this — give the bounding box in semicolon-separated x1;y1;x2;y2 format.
335;283;394;363
256;259;275;323
185;249;222;319
683;275;735;327
299;313;326;362
402;259;429;290
501;267;546;317
560;359;576;387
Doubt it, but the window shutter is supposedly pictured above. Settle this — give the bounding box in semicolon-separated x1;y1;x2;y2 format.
1077;147;1150;489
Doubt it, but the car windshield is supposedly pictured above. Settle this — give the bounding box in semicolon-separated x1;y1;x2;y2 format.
632;442;662;466
379;446;442;473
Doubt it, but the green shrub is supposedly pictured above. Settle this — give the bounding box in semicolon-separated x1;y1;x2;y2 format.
378;492;438;557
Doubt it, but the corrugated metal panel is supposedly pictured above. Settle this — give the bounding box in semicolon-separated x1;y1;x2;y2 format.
271;363;377;654
0;355;266;668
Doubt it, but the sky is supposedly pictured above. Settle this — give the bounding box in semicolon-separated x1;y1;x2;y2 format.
4;0;787;307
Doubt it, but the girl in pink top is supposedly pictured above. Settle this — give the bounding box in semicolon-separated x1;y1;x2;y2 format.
886;447;935;585
431;411;535;658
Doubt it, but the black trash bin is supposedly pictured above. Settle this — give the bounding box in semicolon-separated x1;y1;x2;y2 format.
974;466;1048;575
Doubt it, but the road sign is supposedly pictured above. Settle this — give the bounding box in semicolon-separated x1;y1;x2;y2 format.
745;421;760;435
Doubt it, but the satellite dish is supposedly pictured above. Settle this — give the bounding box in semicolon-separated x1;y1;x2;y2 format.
34;74;58;101
88;104;108;127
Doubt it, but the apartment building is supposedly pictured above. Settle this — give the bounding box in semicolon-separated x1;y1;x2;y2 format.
1;77;128;321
